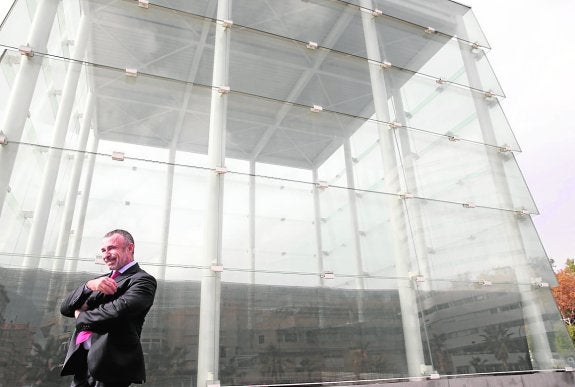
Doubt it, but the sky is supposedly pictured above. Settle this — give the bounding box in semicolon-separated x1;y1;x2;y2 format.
465;0;575;269
0;1;573;268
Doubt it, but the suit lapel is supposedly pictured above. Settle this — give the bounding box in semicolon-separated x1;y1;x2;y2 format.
113;263;140;283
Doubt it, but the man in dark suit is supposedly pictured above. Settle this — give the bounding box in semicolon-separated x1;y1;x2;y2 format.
60;229;157;386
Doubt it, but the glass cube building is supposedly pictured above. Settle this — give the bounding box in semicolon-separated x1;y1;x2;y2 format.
0;0;574;386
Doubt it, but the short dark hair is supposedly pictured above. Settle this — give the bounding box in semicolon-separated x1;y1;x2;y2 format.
104;229;135;251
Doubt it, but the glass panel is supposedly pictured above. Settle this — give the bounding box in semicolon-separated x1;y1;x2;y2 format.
1;0;499;97
397;130;536;213
219;268;422;383
228;0;489;54
405;199;556;286
229;27;373;117
392;68;518;150
348;0;489;48
418;280;575;374
0;143;210;267
0;261;201;386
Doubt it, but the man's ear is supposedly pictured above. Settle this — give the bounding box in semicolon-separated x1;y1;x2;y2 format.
127;243;135;255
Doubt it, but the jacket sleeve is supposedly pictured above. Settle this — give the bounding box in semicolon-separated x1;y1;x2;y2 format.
74;273;156;332
60;282;93;318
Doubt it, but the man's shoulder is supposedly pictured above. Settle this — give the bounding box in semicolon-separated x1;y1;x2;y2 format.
130;265;157;282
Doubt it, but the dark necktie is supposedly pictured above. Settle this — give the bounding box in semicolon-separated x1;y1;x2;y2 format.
75;271;120;345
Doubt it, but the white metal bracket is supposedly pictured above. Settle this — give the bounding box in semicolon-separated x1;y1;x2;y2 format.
219;19;233;29
388;121;402;129
316;181;329;190
498;145;512;153
310;105;323;113
125;68;138;77
215;166;228;174
484;90;496;100
463;202;476;208
0;133;7;146
217;86;230;95
210;265;224;272
399;192;414;200
447;135;460;142
306;41;318;50
380;60;392;69
321;271;335;279
138;0;149;8
409;272;425;282
425;27;436;34
19;45;34;57
515;209;530;217
531;277;549;288
372;9;383;17
111;151;125;161
477;279;492;286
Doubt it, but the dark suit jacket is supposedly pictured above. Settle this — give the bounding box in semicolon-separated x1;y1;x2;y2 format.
60;263;157;384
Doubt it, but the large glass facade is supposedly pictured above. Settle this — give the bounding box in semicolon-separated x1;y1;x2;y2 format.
0;0;573;386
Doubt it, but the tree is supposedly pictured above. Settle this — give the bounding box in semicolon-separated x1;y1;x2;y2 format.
552;261;575;344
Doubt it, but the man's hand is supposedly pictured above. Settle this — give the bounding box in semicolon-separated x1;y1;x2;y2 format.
86;277;118;295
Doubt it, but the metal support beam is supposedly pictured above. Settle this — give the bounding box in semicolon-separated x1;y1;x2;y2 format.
360;0;427;379
312;168;327;328
457;19;554;368
0;0;59;221
24;15;90;266
54;92;95;264
197;0;230;385
344;139;366;322
390;89;432;288
69;137;99;271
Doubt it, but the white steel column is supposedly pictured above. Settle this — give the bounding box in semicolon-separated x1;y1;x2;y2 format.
158;146;176;281
0;0;59;220
197;0;230;385
247;160;256;331
312;169;326;328
24;15;90;266
68;137;99;271
360;1;427;378
343;139;366;322
457;33;554;368
54;92;95;264
390;90;432;287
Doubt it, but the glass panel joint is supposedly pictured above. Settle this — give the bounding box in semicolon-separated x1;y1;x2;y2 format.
380;60;392;69
125;68;138;77
321;271;335;279
306;41;318;50
111;151;125;161
218;19;233;29
531;277;549;288
217;86;230;95
210;265;224;272
215;166;228;174
19;45;34;57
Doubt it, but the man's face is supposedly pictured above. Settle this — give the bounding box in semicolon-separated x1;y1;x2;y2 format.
100;233;134;271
